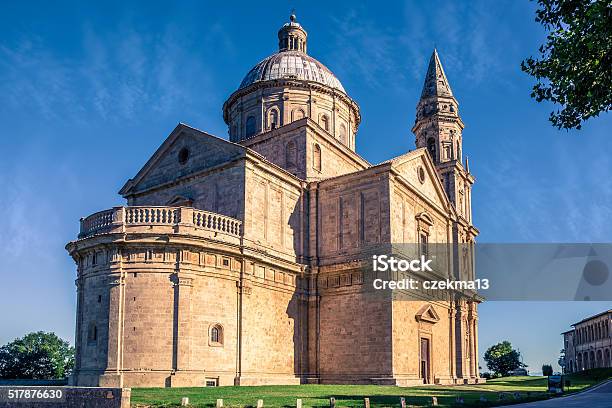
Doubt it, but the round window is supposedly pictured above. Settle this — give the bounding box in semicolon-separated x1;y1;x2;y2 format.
178;148;190;165
417;166;426;184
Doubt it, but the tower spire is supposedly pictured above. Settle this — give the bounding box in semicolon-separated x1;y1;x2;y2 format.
412;49;472;221
420;49;453;99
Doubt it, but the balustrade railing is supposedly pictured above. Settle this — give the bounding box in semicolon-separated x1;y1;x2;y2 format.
80;209;114;235
125;207;178;224
192;209;242;236
79;206;242;239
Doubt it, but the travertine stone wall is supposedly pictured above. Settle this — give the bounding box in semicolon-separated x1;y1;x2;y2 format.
241;119;369;182
78;275;110;373
238;279;302;385
317;282;393;383
316;167;391;264
243;157;304;261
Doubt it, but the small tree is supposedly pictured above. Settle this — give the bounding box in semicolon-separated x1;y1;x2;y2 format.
484;341;526;377
542;364;554;376
0;332;74;379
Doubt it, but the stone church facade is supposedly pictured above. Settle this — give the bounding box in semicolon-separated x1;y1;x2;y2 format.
66;15;483;388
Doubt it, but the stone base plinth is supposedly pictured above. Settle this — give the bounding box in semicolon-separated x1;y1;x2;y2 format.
98;373;123;388
234;375;301;386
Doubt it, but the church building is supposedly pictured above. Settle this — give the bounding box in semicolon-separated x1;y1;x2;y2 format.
66;14;482;387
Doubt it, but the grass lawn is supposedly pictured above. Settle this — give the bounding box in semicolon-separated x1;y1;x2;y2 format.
131;368;612;407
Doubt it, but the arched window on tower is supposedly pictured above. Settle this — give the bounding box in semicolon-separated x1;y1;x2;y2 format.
313;144;321;172
286;140;297;167
267;108;279;130
427;138;437;161
320;114;330;131
246;116;256;138
339;123;347;145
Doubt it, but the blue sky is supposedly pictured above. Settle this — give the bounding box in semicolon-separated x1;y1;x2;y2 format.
0;1;610;375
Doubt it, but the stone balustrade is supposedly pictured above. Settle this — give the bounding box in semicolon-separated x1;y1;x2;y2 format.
79;206;242;241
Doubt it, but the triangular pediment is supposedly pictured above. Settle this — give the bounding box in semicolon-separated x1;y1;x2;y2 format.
416;304;440;324
119;123;247;197
386;148;453;215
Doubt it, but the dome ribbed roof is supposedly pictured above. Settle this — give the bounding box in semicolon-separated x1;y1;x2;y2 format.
238;50;346;94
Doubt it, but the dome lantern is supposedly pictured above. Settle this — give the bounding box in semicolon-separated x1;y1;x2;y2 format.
278;13;307;53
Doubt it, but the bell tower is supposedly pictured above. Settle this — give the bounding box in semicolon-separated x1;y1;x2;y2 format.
413;50;479;380
413;49;473;223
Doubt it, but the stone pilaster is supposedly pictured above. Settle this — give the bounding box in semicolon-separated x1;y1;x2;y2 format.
175;276;193;371
448;307;456;380
168;272;194;387
99;272;125;387
473;317;479;378
454;304;467;379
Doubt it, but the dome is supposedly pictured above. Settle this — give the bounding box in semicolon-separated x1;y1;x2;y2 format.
238;51;346;94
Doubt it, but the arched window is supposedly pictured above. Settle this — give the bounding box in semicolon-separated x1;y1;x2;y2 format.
313;143;321;172
245;116;256;138
210;324;223;345
286;140;297;167
427;138;436;161
339;123;347;145
267;108;279;130
320;114;330;131
292;108;305;121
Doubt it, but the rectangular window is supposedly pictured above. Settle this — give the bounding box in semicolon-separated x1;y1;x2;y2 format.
205;378;218;387
87;323;97;343
420;233;429;258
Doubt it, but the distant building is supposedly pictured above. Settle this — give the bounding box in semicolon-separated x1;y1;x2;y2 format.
509;368;528;376
562;310;612;373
